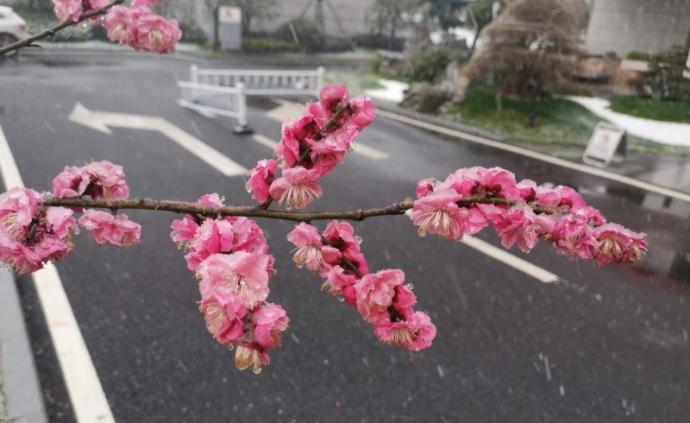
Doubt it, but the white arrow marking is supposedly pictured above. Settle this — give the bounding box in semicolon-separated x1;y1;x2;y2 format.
0;126;116;423
69;103;247;177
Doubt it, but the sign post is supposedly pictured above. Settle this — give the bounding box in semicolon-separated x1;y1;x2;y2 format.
583;122;627;167
219;6;242;51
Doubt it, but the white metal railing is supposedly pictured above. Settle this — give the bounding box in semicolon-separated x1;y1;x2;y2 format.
177;81;249;132
178;65;326;133
190;65;326;96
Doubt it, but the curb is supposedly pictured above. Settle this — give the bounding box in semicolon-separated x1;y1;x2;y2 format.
0;269;48;423
374;101;508;143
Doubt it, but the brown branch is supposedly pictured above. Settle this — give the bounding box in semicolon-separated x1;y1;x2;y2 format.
41;195;551;223
0;0;124;56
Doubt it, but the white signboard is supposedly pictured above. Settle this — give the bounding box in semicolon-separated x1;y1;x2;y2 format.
583;122;626;167
219;6;241;24
684;48;690;80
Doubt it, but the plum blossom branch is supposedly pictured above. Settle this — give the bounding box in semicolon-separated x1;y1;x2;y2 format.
0;0;124;56
41;196;543;223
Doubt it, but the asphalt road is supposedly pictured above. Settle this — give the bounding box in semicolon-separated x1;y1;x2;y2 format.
1;50;689;423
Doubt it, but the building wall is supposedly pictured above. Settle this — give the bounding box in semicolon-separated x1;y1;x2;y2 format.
585;0;690;56
160;0;377;39
254;0;376;36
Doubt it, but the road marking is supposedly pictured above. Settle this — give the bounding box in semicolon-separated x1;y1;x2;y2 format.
461;235;560;283
377;109;690;203
0;126;116;423
253;134;278;149
253;134;389;161
351;142;389;160
69;103;247;177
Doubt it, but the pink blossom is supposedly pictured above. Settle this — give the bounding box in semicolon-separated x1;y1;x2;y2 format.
224;217;269;255
287;223;326;273
355;269;405;324
253;303;289;349
594;223;647;265
0;190;79;274
169;215;198;248
184;219;235;271
103;5;137;45
551;216;599;260
269;167;322;210
276;115;320;169
184;217;268;271
319;84;349;114
103;6;181;54
553;186;587;211
324;265;358;301
53;161;129;200
84;0;108;10
375;311;437;352
45;207;78;239
392;284;416;320
78;210;141;246
446;167;519;200
199;291;246;344
52;0;82;22
198;193;224;207
489;205;541;252
349;96;376;130
411;189;486;240
0;188;42;238
131;0;158;6
516;179;537;201
197;252;271;308
234;343;270;374
246;159;277;204
322;220;368;274
134;12;182;54
416;178;438;199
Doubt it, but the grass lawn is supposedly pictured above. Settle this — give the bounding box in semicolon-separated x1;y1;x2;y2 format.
610;96;690;124
445;84;690;155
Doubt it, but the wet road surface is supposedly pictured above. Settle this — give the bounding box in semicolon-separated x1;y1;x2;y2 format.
1;50;689;423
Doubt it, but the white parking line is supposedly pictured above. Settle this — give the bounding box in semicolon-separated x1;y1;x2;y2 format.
377;109;690;203
252;134;278;149
461;236;560;284
252;134;389;161
0;126;116;423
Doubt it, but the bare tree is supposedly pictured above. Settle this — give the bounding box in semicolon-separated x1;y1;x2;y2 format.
466;0;588;99
368;0;422;40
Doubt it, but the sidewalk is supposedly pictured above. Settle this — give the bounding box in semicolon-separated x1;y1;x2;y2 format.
0;269;47;423
567;96;690;147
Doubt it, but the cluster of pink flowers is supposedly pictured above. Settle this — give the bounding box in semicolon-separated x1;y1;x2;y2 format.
52;0;109;22
288;221;437;352
246;84;375;209
51;0;182;54
411;167;647;264
169;195;288;374
0;161;141;274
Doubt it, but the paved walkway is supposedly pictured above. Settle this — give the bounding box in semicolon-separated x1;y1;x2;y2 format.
568;96;690;147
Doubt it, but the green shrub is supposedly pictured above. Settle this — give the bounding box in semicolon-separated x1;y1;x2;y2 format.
242;37;301;53
626;50;653;61
408;48;451;82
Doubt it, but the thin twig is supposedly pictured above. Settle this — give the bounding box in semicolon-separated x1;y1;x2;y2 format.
42;195;550;223
0;0;124;56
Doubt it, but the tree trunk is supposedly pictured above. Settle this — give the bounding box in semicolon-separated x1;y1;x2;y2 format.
213;6;220;50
